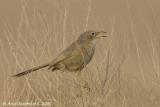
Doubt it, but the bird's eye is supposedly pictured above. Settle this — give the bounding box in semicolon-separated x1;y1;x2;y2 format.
91;32;95;36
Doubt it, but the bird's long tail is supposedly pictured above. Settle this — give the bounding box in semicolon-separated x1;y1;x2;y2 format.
12;64;49;77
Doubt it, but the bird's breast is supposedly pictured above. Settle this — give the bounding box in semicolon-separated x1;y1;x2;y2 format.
82;43;96;65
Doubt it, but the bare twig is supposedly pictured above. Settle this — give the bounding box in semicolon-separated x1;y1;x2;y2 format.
103;55;126;96
84;0;92;31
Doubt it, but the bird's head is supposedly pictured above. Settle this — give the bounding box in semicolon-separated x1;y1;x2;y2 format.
78;31;107;42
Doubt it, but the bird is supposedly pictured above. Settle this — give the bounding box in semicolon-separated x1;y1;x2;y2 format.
12;31;107;77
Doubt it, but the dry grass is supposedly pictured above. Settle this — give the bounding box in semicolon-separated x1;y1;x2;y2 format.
0;0;160;107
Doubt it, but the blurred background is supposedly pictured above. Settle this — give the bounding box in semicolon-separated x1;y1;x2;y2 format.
0;0;160;107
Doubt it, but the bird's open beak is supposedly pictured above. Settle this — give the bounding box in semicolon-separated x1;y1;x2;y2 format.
96;31;108;38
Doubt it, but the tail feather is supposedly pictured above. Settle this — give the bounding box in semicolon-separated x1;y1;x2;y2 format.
12;64;49;77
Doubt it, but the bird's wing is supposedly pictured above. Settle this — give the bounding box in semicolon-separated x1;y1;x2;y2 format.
48;41;81;69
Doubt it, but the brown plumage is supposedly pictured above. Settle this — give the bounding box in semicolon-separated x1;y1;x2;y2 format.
12;31;107;77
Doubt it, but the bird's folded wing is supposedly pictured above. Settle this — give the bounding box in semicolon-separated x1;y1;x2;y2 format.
48;42;81;67
49;53;72;67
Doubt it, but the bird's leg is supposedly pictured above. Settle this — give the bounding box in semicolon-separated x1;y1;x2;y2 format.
81;81;91;93
72;71;91;98
71;72;83;98
77;71;91;93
